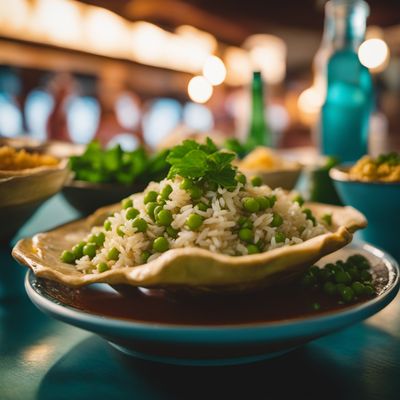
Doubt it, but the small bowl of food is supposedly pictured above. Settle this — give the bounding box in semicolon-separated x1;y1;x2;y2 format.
238;147;302;190
330;152;400;260
62;142;169;215
0;145;69;243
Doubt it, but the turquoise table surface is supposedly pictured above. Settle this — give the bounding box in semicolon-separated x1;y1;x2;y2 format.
1;194;400;400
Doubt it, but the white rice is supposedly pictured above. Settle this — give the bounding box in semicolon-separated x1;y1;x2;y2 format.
75;177;327;274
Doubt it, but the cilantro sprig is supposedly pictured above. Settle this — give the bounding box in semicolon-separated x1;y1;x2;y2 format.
166;138;237;188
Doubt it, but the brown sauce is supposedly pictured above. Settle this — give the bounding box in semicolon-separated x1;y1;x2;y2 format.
36;262;388;326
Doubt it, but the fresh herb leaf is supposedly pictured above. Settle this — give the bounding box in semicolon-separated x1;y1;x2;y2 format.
166;138;237;188
69;141;168;186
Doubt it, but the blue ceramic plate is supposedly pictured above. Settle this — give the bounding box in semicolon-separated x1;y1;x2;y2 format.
25;242;399;366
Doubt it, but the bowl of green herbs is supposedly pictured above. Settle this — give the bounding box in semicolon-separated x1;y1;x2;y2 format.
62;142;169;215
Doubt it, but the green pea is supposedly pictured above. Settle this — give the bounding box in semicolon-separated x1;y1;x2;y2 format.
271;213;283;227
303;208;316;226
301;273;316;287
360;270;372;282
325;263;336;273
334;270;351;284
144;191;158;204
157;196;166;206
247;244;259;254
243;197;260;213
104;220;112;231
322;213;332;226
239;228;253;243
83;243;97;259
152;237;169;252
268;195;277;207
121;198;133;209
363;284;375;296
235;173;247;185
239;217;253;229
87;234;97;244
188;186;203;200
347;254;369;268
309;265;320;276
132;217;147;232
166;226;179;238
351;281;365;296
196;202;208;211
346;266;360;281
256;196;270;210
153;205;163;219
317;268;332;283
97;262;109;273
72;242;85;259
141;250;151;263
116;224;125;237
180;178;193;190
93;232;105;247
323;281;336;296
186;213;204;231
341;286;354;303
293;194;304;206
126;207;140;220
60;250;75;264
107;247;120;261
156;209;173;226
275;232;286;243
335;283;347;296
251;176;263;187
145;202;158;220
160;184;173;200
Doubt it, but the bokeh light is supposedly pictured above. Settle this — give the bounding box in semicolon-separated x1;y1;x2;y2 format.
67;96;100;144
358;38;389;71
187;76;213;104
183;102;214;131
25;89;54;141
107;133;139;151
0;93;23;137
202;55;226;86
142;98;182;148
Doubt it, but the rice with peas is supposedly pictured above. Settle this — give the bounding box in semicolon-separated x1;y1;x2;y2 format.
70;176;327;275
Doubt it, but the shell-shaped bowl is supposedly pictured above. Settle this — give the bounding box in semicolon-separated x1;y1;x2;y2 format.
12;200;366;294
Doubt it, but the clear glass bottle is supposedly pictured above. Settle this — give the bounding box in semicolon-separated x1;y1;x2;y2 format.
321;0;374;162
245;71;272;151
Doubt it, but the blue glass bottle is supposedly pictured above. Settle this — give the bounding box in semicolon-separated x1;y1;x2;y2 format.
321;0;374;163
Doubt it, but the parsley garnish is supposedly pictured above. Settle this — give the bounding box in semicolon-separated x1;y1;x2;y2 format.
166;138;237;188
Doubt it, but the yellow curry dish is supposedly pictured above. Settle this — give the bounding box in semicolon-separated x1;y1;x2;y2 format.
0;146;59;171
349;153;400;183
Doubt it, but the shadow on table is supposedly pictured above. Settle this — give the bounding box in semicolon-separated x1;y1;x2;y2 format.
0;245;54;356
37;322;400;400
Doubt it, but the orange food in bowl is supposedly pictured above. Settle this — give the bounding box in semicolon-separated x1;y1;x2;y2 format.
0;146;59;171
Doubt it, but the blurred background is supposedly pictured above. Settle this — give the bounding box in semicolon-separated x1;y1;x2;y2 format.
0;0;399;152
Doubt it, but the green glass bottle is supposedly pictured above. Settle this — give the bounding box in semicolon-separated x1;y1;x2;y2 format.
245;71;272;152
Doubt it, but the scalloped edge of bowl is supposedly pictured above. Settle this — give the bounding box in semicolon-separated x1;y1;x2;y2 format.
12;202;367;293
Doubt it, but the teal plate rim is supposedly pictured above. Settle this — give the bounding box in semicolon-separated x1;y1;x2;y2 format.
24;241;400;344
